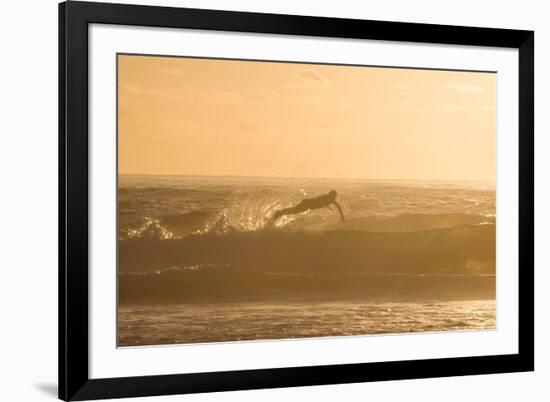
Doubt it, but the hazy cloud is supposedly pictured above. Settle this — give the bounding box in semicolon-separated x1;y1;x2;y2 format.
244;92;272;103
162;67;186;75
444;82;485;94
395;83;413;91
297;70;329;85
285;69;331;89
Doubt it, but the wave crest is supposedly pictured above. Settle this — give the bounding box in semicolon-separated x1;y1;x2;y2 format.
123;216;177;240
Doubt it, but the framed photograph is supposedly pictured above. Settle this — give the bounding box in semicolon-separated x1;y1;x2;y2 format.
59;1;534;400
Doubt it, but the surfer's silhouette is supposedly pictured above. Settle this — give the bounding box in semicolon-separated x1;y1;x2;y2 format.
272;190;345;222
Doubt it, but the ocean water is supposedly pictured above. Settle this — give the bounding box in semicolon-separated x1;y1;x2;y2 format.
117;175;496;346
118;300;496;346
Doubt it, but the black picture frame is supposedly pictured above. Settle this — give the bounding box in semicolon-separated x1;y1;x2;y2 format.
59;1;534;400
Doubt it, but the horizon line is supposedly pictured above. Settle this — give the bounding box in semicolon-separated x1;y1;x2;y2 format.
117;172;496;184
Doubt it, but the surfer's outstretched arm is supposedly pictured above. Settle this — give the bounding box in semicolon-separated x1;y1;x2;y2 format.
333;201;345;221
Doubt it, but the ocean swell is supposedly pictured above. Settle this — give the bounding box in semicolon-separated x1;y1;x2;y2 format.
118;265;495;303
119;223;495;276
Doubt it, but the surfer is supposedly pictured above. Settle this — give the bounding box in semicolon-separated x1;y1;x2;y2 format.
272;190;345;222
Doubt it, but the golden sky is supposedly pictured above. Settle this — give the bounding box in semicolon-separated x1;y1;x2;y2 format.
118;54;496;182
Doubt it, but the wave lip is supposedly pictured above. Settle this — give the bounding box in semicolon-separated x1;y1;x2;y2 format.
119;211;495;240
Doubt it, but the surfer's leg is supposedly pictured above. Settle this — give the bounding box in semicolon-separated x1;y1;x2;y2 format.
273;206;299;221
272;210;283;221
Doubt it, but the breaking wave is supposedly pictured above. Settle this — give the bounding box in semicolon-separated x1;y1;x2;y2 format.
119;223;496;275
117;176;496;304
121;211;495;240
